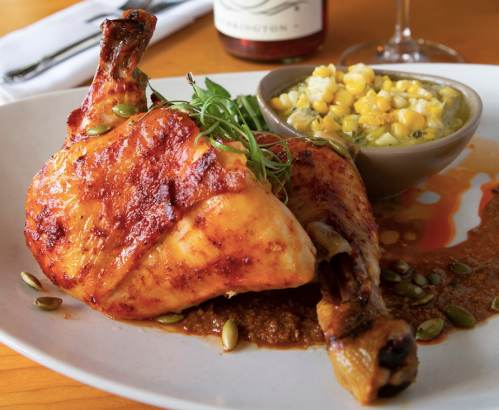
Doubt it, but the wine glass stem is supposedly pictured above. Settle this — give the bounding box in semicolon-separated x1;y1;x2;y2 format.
389;0;414;45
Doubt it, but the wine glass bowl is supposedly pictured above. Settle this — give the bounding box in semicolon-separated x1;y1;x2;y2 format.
338;0;464;66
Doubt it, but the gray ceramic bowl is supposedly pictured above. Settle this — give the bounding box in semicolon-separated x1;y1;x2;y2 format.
257;65;483;198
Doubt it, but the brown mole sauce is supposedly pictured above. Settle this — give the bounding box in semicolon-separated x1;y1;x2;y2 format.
138;137;499;349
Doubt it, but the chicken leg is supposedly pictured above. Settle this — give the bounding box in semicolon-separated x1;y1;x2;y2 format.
259;135;419;404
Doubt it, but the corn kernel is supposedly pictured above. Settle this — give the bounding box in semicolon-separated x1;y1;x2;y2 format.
356;103;372;116
295;122;310;132
439;86;460;98
359;114;381;127
323;115;341;131
312;100;329;115
374;75;383;90
407;84;421;94
441;96;454;106
390;123;410;138
366;89;377;98
382;80;394;92
396;80;410;91
374;96;391;113
342;115;359;133
288;90;300;105
296;94;310;108
365;67;375;83
333;89;355;107
427;115;443;129
330;104;351;117
396;108;409;122
335;70;345;83
311;118;325;131
431;105;443;117
329;79;339;94
420;89;434;100
345;82;365;95
279;93;293;109
323;88;334;104
282;106;294;117
313;66;332;78
377;90;391;99
353;96;365;110
270;97;284;111
346;64;375;83
401;110;426;131
392;95;409;109
375;132;399;146
288;111;314;132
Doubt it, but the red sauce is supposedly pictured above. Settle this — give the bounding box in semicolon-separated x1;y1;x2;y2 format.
376;137;499;342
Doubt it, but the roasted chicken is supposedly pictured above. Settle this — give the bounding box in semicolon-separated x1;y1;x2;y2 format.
24;10;315;319
25;9;418;405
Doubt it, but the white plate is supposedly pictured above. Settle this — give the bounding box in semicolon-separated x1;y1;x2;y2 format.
1;64;498;410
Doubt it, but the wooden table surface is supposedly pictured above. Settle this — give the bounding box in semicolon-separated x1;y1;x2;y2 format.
1;0;498;409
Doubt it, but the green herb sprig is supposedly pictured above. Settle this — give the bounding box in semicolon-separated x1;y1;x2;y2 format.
135;70;292;202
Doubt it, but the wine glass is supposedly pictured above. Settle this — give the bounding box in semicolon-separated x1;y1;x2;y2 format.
338;0;464;65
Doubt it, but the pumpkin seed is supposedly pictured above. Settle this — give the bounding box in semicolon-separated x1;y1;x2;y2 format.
411;294;435;307
391;259;411;275
491;296;499;311
222;319;238;352
33;297;62;311
413;273;429;288
112;103;138;118
449;262;473;276
380;269;401;283
20;271;43;291
393;281;426;299
328;140;351;159
427;272;441;285
155;313;184;324
444;305;476;328
306;138;328;147
86;125;111;136
416;318;444;340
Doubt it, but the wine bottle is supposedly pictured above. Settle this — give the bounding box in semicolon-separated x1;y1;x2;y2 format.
214;0;327;62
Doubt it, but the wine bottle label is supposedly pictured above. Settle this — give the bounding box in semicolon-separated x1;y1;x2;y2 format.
214;0;323;42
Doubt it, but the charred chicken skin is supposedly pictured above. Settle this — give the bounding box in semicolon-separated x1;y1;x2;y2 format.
25;9;418;405
24;10;316;319
258;136;419;404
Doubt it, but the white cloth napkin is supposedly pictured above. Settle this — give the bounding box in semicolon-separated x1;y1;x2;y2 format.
0;0;213;105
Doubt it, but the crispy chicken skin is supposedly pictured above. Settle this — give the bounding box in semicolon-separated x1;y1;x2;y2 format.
259;136;419;404
24;10;316;319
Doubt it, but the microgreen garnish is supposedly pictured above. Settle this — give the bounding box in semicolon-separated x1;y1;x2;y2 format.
134;70;292;202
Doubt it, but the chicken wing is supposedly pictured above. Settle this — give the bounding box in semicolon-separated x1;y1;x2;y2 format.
259;136;419;404
24;10;316;319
